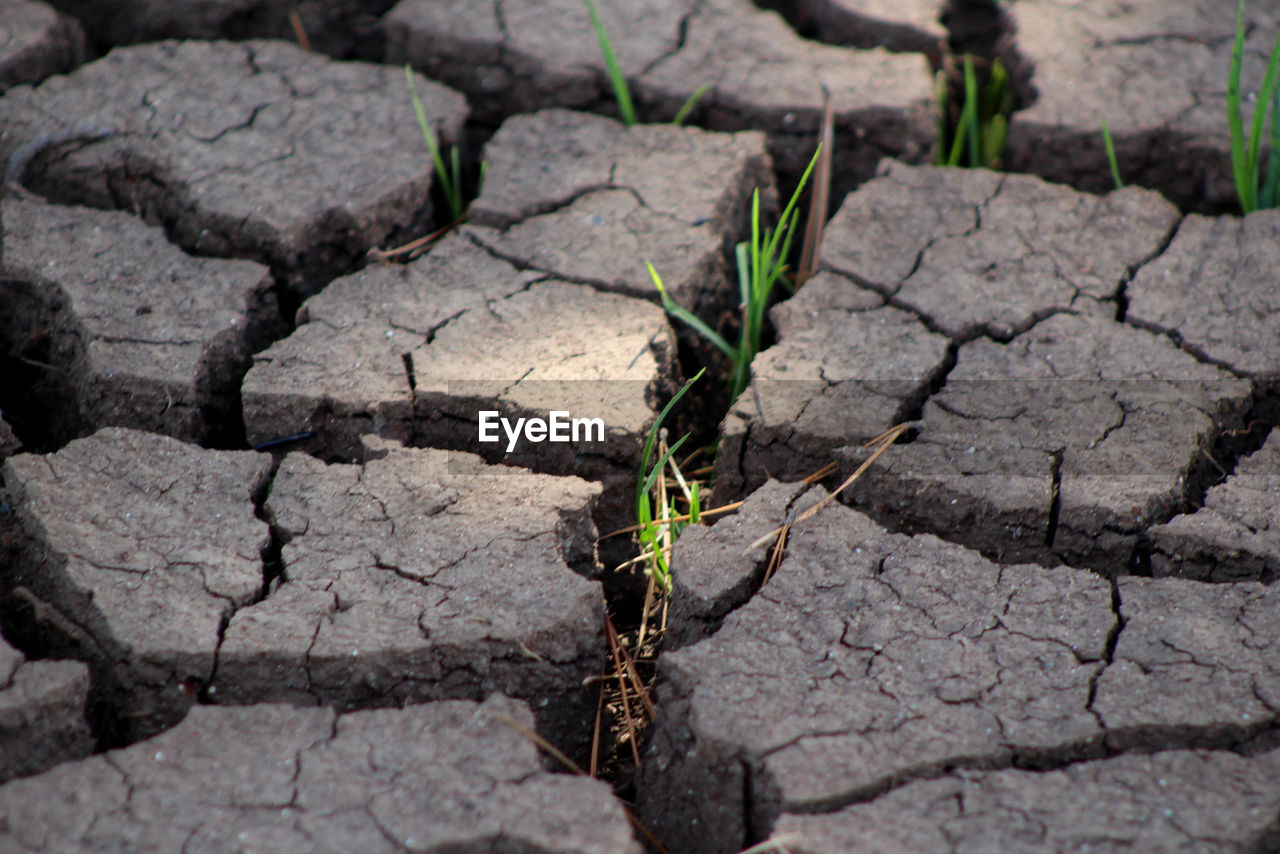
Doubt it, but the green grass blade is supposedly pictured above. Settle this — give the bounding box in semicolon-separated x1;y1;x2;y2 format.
584;0;636;126
672;83;710;126
648;263;735;357
735;241;751;310
405;64;462;220
640;433;691;501
689;481;701;524
636;367;704;513
1229;0;1255;212
1247;25;1280;203
1100;114;1124;190
1263;82;1280;208
963;56;981;168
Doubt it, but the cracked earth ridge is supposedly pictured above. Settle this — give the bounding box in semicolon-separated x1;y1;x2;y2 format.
0;38;466;295
0;428;272;743
0;696;642;853
639;485;1280;853
210;437;606;759
0;196;279;448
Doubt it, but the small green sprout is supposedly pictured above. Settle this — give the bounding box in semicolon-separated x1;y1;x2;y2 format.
1101;114;1124;190
937;55;1012;170
1228;0;1280;212
405;65;464;221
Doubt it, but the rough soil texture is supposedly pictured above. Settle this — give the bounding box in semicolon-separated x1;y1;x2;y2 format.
1149;430;1280;584
0;38;466;294
1127;209;1280;384
0;428;272;743
640;485;1280;852
1;2;1278;851
212;437;606;759
0;695;642;853
465;108;771;313
1005;0;1280;211
849;311;1253;571
1;197;279;446
0;0;84;94
0;634;92;783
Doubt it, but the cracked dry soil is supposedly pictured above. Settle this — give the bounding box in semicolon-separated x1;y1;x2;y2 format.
1;0;1279;852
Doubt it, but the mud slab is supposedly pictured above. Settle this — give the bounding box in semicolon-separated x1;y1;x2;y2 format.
211;437;605;758
385;0;934;183
1005;0;1280;210
0;39;466;294
242;231;674;537
0;635;92;783
1127;209;1280;385
1149;430;1280;584
848;312;1253;571
465;108;771;312
0;696;641;853
639;486;1280;852
0;0;84;94
1;197;278;446
773;749;1280;853
0;428;271;743
713;269;950;499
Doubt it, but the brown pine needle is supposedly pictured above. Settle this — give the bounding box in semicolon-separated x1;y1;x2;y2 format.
745;422;910;555
606;614;656;719
601;500;743;540
803;461;838;483
288;8;311;52
590;678;606;777
737;834;803;854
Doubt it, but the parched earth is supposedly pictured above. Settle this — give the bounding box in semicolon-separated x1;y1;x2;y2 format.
0;0;1278;852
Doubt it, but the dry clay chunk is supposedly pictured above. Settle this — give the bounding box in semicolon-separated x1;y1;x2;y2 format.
713;270;950;499
1149;430;1280;583
0;637;92;783
845;312;1252;570
0;697;642;853
1005;0;1280;209
465;109;771;310
639;492;1280;853
386;0;934;175
820;161;1181;340
1;428;271;742
1;197;276;444
0;39;466;292
773;749;1280;853
212;440;604;756
1128;209;1280;383
0;0;84;94
243;234;673;483
0;410;19;457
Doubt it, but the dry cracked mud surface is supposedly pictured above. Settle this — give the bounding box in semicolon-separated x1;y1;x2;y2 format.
0;0;1278;851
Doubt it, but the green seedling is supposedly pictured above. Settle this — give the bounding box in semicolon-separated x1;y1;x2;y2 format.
650;147;822;402
1228;0;1280;212
1101;114;1124;190
634;369;704;596
937;55;1012;169
405;64;465;221
584;0;709;126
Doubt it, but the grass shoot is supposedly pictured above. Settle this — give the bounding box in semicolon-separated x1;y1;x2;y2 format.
1100;114;1124;190
650;147;822;401
405;64;465;222
1228;0;1280;212
937;55;1012;170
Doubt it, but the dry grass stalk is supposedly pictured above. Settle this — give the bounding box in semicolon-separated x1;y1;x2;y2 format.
795;92;834;287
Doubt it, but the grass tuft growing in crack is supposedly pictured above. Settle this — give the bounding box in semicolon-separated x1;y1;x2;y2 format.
405;64;465;222
936;54;1012;169
649;146;821;401
1228;0;1280;212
